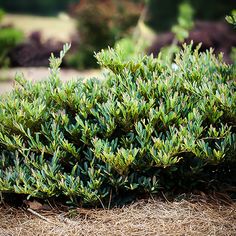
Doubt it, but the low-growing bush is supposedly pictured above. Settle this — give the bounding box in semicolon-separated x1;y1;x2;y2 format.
0;44;235;206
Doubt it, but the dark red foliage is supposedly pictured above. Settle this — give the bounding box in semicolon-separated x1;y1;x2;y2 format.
149;21;236;63
8;32;64;67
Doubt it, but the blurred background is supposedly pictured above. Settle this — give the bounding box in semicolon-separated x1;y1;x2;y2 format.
0;0;235;93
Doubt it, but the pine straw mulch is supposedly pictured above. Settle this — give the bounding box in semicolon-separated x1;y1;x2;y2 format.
0;194;235;236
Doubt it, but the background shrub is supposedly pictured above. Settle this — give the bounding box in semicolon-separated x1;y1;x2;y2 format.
0;28;24;66
67;0;143;69
0;9;24;67
0;44;235;206
146;0;235;32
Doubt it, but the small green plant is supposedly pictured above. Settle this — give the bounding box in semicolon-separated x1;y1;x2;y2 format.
0;28;24;67
101;36;148;64
225;10;236;28
171;2;194;42
226;10;236;66
0;9;24;67
0;43;235;206
230;47;236;66
158;2;195;66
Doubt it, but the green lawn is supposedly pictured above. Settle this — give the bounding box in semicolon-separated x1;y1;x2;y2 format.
1;13;77;42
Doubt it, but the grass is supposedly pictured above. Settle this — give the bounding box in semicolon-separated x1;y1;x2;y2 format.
0;194;235;236
1;14;77;42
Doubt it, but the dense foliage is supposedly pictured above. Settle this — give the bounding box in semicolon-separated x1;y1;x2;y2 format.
0;44;235;206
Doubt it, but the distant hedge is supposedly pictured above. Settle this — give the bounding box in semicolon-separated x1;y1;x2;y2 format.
0;44;235;206
0;0;78;15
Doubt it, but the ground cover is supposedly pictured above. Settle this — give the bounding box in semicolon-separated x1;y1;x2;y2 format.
0;194;235;236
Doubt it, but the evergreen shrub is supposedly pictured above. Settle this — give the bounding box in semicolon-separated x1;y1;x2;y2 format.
0;44;235;206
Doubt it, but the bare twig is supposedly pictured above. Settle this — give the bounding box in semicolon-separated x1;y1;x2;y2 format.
27;208;57;225
108;189;113;210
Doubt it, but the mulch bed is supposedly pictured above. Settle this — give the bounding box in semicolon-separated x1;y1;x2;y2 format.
0;194;235;236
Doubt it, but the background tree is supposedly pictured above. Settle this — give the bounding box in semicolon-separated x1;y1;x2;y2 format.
146;0;235;32
0;0;78;15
